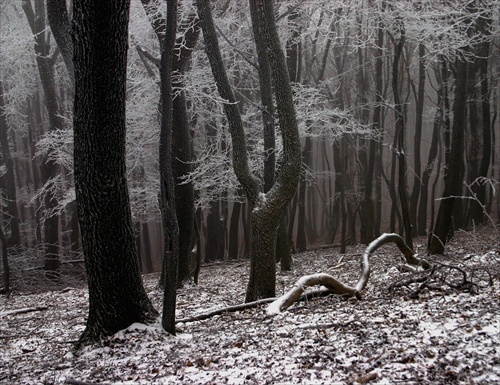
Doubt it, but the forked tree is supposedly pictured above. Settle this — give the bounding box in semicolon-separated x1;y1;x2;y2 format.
72;0;158;345
197;0;301;302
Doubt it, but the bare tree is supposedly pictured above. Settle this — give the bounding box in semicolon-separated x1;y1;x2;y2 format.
196;0;301;301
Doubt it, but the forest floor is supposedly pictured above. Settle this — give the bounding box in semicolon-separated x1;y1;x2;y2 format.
1;227;500;384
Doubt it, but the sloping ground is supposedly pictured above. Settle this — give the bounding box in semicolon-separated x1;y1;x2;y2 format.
1;228;499;384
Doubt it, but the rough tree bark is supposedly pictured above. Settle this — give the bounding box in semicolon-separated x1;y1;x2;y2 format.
72;0;158;345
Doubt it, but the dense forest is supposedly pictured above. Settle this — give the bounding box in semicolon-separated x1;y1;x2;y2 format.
1;0;500;383
1;0;498;282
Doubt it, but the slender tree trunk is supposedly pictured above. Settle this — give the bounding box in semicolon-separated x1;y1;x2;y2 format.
22;0;62;278
469;14;492;226
392;22;413;249
409;43;426;236
429;56;467;254
228;198;242;259
159;0;179;334
295;138;311;252
0;79;21;248
418;62;443;236
0;222;9;293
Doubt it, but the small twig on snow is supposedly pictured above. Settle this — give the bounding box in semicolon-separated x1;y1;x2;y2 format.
0;306;49;317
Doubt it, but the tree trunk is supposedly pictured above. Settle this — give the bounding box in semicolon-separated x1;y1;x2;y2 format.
409;43;426;236
228;198;242;259
46;0;74;83
468;14;492;226
0;79;21;248
159;0;180;335
417;62;443;236
295;137;311;252
428;56;467;254
140;1;199;286
245;0;301;301
197;0;300;301
72;0;158;345
392;22;413;249
0;222;9;293
22;0;62;278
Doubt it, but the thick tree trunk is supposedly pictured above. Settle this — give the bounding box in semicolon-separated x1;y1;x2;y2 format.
245;0;301;301
72;0;158;345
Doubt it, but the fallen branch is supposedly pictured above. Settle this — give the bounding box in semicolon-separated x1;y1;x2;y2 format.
267;274;360;315
0;306;49;317
176;298;276;323
356;233;431;292
267;233;431;314
176;289;337;323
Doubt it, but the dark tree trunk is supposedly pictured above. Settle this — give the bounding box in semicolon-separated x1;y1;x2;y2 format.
392;22;413;249
409;43;426;236
159;0;180;335
22;0;62;278
204;199;220;262
295;137;311;252
245;0;301;300
0;79;21;248
228;198;242;259
172;88;195;283
72;0;158;345
429;56;467;254
417;61;444;236
140;1;198;286
0;222;9;293
46;0;74;83
468;13;492;226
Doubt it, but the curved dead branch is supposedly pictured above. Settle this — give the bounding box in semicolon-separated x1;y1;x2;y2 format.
356;233;431;291
267;274;360;315
267;233;431;314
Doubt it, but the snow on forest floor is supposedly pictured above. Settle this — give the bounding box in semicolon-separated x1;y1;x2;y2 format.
1;228;500;384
